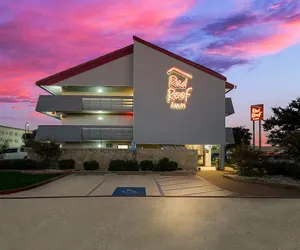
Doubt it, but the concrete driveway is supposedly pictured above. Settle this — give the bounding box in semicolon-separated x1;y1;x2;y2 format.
1;197;300;250
5;173;234;197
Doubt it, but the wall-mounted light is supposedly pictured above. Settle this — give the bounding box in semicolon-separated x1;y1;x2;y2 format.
97;89;103;93
97;144;102;148
97;111;104;113
97;117;103;120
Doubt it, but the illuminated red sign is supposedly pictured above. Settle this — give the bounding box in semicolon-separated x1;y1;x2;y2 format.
251;104;264;121
166;67;193;110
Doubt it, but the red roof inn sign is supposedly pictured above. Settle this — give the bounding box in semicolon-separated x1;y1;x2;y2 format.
166;67;193;110
251;104;264;121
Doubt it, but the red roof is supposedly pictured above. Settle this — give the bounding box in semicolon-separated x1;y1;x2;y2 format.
36;45;134;86
36;36;235;90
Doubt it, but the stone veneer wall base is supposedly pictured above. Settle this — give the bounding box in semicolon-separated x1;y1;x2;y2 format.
28;149;198;171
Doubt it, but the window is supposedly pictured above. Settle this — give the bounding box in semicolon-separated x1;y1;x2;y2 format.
15;139;18;143
5;148;18;153
5;132;8;135
106;143;113;148
9;132;13;136
15;132;18;136
20;148;26;152
9;139;13;142
118;145;129;149
1;131;4;135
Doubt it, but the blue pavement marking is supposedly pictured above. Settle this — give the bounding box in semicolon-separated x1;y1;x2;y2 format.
112;187;146;196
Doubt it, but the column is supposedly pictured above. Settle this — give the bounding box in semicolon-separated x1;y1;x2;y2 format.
218;144;225;170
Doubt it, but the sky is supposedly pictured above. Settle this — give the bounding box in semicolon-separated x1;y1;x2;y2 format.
0;0;300;145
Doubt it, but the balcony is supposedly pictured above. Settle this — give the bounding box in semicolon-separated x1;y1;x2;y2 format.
225;127;234;144
225;98;234;116
35;125;133;142
36;95;133;113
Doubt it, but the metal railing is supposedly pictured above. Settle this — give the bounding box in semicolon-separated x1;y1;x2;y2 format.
82;97;133;111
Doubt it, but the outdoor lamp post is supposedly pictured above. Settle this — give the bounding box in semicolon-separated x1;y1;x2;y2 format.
25;122;29;136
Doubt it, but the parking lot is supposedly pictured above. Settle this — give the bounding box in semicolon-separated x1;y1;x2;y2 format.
5;173;234;198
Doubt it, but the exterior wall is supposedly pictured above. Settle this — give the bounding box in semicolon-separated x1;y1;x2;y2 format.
62;89;133;96
62;114;133;126
28;148;198;171
55;54;133;87
62;141;130;149
0;126;29;148
133;41;225;145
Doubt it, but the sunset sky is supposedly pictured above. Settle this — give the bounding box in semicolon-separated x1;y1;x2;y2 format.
0;0;300;145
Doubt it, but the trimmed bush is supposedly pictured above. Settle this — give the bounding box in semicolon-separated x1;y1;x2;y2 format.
154;158;179;171
83;160;99;171
140;160;154;171
0;159;41;170
168;161;178;171
125;160;139;171
155;157;170;171
58;159;75;170
109;159;126;171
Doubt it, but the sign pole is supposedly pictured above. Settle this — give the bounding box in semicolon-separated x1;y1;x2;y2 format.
258;120;262;151
253;121;256;148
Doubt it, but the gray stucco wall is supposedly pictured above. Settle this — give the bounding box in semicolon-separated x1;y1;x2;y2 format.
133;41;225;145
55;54;133;87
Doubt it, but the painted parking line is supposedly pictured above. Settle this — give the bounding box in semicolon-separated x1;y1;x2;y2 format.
86;177;108;196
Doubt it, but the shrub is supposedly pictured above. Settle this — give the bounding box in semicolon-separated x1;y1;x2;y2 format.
140;160;154;171
125;160;139;171
58;159;75;170
230;146;265;176
0;140;9;160
168;161;178;171
83;160;99;171
0;159;41;170
31;139;61;167
109;159;126;171
156;157;170;171
154;158;179;171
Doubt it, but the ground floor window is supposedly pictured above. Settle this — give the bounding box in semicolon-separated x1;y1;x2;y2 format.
117;145;129;149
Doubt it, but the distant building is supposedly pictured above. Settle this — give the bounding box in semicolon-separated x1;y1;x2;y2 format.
0;125;31;148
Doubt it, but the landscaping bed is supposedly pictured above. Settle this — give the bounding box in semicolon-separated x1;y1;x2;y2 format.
224;173;300;190
0;171;65;193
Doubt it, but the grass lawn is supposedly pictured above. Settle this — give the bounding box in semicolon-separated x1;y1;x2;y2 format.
0;172;62;191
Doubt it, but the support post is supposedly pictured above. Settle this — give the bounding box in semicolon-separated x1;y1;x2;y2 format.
218;144;225;170
253;121;256;148
258;120;262;151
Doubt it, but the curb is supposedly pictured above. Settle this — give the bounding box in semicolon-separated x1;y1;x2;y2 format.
107;171;196;176
0;171;72;195
223;174;300;191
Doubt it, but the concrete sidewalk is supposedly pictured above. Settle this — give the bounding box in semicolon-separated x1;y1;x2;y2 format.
1;197;300;250
198;170;300;197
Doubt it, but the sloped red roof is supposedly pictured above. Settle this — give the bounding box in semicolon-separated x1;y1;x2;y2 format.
36;36;235;90
36;45;134;86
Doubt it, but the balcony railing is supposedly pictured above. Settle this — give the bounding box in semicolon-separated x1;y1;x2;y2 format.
225;98;235;116
82;97;133;111
225;127;234;144
36;95;133;113
82;126;133;141
35;125;133;142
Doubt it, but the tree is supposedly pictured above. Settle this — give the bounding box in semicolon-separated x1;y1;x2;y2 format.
31;139;61;168
22;129;37;147
226;126;252;153
0;140;9;160
263;97;300;162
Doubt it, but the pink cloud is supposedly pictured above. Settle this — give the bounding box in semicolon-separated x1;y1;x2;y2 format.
0;0;195;107
205;21;300;58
